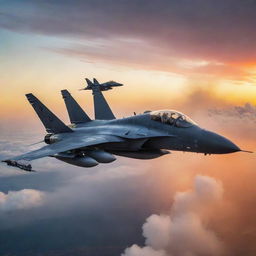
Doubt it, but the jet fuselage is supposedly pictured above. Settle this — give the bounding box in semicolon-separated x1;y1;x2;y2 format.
2;89;245;172
54;112;240;159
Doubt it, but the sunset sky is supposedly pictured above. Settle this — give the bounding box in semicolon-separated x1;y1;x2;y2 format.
0;1;256;256
1;0;256;122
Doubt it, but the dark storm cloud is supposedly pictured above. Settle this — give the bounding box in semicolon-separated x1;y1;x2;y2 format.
1;0;256;63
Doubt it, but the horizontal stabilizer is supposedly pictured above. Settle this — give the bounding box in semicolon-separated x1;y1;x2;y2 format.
26;93;73;133
61;90;91;124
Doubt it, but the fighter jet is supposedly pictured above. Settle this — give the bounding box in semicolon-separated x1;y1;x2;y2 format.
80;78;123;91
2;88;251;172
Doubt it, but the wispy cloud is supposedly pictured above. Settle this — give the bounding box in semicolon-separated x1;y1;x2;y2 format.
1;0;256;81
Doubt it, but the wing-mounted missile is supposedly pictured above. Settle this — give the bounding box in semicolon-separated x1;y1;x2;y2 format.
2;160;35;172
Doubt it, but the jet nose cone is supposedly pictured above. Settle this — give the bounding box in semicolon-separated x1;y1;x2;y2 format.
200;130;241;154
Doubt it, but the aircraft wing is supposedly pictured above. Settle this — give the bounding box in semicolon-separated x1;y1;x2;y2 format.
2;134;124;168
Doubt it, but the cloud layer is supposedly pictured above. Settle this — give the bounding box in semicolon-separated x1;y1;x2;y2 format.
2;0;256;60
0;109;256;256
122;176;224;256
0;189;44;212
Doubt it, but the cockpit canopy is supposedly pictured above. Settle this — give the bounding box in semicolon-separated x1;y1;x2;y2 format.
150;110;197;128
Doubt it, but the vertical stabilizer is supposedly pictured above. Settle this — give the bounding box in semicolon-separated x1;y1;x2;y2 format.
61;90;91;124
91;85;116;120
26;93;73;133
85;78;94;87
93;78;100;85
